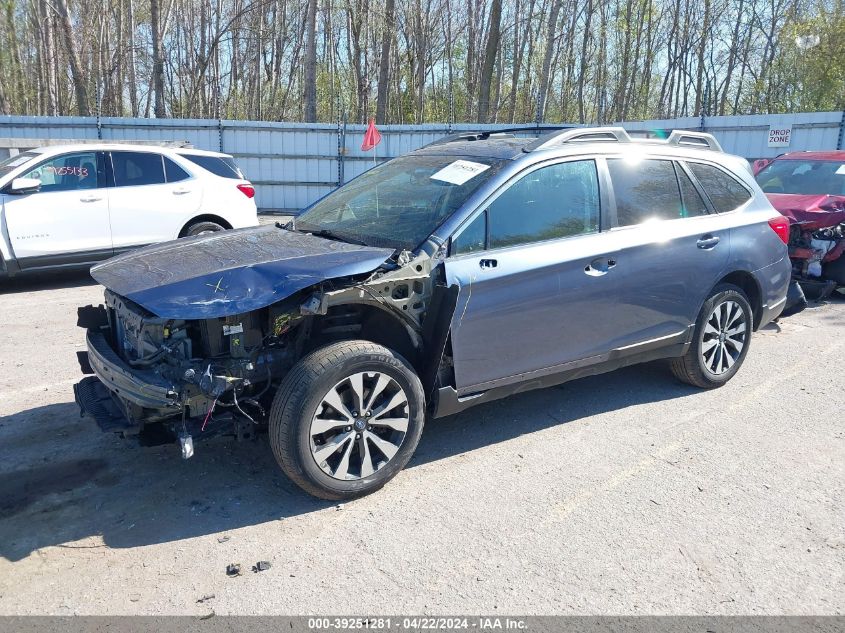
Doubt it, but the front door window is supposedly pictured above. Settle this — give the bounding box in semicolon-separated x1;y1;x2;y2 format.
23;152;99;193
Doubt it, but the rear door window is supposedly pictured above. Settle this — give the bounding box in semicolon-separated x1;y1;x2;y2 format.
687;162;752;212
179;154;244;179
607;158;686;226
111;152;166;187
486;159;600;249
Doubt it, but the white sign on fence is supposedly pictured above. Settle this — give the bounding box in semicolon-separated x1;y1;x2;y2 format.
768;125;792;147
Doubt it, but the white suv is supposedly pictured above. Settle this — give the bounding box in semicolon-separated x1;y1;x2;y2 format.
0;144;258;277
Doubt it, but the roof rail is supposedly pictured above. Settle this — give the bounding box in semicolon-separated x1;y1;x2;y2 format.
523;126;724;153
423;125;568;149
666;130;723;152
425;131;513;148
523;127;632;152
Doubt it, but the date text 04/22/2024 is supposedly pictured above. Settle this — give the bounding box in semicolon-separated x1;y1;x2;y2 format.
307;617;528;630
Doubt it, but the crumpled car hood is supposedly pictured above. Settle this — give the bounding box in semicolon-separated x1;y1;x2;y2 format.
90;226;395;319
767;193;845;231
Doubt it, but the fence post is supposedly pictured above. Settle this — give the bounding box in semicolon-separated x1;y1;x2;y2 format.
337;113;347;186
95;90;103;140
838;110;845;150
216;84;224;152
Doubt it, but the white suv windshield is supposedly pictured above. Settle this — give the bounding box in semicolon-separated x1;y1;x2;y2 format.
296;154;506;250
0;151;40;177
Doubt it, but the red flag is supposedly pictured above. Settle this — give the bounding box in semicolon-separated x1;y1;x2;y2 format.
361;118;382;151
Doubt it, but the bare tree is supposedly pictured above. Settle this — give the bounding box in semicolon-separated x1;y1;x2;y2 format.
375;0;395;124
477;0;501;122
303;0;318;121
0;0;839;122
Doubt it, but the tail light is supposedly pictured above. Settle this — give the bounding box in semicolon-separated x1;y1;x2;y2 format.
236;183;255;199
768;215;790;244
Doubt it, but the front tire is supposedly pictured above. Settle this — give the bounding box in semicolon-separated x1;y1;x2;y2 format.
671;284;753;389
269;340;425;500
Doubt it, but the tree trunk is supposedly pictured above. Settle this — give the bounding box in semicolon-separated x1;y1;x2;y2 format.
693;0;711;116
303;0;318;121
477;0;501;122
535;0;562;123
55;0;89;116
577;0;594;123
0;77;11;115
151;0;166;117
375;0;395;124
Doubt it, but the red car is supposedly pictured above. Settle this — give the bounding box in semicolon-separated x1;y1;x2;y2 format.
754;151;845;297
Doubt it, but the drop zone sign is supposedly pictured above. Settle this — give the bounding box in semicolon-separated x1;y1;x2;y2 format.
768;125;792;147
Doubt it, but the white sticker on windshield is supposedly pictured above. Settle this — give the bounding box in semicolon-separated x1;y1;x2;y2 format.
836;164;845;175
430;160;490;185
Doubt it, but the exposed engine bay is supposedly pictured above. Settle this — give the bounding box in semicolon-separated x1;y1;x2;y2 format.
74;246;455;459
766;192;845;300
788;220;845;299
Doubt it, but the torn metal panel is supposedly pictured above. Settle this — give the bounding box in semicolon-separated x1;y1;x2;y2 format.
90;225;394;319
301;251;436;332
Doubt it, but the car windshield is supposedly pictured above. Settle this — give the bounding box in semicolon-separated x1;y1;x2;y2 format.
295;154;506;250
757;159;845;196
0;151;40;177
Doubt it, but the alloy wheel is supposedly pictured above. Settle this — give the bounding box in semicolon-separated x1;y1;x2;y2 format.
701;299;747;375
309;372;409;480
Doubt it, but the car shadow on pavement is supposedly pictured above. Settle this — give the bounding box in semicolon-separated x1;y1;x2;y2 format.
0;270;98;294
0;361;696;561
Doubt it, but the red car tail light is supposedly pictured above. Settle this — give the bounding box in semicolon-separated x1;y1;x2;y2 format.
237;183;255;199
768;215;790;244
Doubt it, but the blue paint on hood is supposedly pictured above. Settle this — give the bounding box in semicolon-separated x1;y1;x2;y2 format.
90;225;395;319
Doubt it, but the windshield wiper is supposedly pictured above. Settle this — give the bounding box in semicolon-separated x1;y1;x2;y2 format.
306;228;369;246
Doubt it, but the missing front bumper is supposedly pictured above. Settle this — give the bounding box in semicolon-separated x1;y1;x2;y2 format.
84;329;180;410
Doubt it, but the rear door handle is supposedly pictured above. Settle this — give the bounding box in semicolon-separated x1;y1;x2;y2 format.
479;258;498;269
172;188;191;195
79;194;102;202
697;235;721;249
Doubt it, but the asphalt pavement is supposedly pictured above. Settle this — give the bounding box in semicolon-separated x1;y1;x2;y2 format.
0;272;842;615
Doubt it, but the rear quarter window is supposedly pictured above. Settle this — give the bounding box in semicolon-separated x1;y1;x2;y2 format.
687;162;752;212
607;158;690;226
179;154;244;179
164;157;191;182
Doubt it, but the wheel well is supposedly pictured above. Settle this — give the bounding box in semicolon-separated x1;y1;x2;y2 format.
179;214;233;237
717;271;763;329
306;304;421;373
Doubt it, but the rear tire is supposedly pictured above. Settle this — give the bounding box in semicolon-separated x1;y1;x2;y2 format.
183;220;225;237
671;284;753;389
269;340;425;500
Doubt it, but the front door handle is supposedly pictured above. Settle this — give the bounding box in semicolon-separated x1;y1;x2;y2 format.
697;234;721;249
479;258;498;269
172;188;191;195
79;194;102;202
584;257;617;277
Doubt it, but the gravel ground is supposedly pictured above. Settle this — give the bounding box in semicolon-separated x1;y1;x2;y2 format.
0;272;842;615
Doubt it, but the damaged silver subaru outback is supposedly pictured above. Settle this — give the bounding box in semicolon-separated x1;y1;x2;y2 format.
75;127;791;499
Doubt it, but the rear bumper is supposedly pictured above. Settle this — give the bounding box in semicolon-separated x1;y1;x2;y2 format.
83;330;180;410
756;255;792;326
